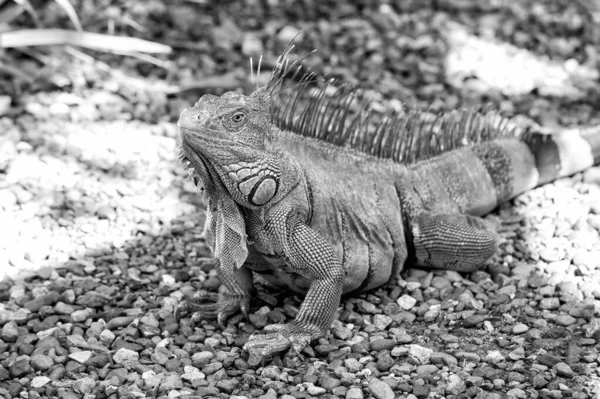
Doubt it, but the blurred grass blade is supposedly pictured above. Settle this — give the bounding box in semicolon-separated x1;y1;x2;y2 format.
14;0;40;27
53;0;82;31
0;29;172;53
0;1;24;24
0;60;34;82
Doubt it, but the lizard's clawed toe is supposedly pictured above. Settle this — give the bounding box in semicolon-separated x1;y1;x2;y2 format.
243;322;319;358
177;290;250;327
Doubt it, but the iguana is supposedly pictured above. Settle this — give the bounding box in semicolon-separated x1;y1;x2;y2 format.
176;45;600;357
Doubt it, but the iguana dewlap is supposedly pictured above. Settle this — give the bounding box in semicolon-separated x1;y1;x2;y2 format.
176;52;600;357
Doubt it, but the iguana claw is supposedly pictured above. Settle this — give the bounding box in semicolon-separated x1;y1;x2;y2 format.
176;289;250;327
243;322;321;357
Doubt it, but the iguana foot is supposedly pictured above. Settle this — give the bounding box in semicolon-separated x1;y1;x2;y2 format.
177;290;250;328
243;322;324;357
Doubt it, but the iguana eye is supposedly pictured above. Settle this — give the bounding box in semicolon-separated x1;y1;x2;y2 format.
230;112;246;124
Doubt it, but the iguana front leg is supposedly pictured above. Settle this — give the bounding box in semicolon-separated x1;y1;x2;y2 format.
178;264;253;327
177;196;253;327
244;208;344;357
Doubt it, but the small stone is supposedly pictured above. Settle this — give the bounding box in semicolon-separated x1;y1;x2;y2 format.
463;314;486;327
539;297;560;310
397;295;417;310
320;375;341;391
24;292;60;312
431;276;451;289
416;364;439;376
370;339;395;352
54;302;75;315
1;321;19;342
30;354;54;371
484;350;505;364
307;384;326;396
424;304;441;322
161;374;183;391
216;379;239;393
261;365;281;380
508;346;525;360
202;361;223;375
506;388;527;398
346;387;364;399
512;324;529;334
408;344;433;364
446;374;466;395
368;378;394;399
456;351;481;363
73;377;96;395
555;314;577;326
430;352;458;367
532;373;549;388
554;362;574;378
332;323;353;340
9;358;31;377
69;351;93;364
71;308;94;323
106;316;136;330
344;358;362;373
372;315;392;330
30;376;52;388
112;348;139;366
0;95;11;116
583;167;600;185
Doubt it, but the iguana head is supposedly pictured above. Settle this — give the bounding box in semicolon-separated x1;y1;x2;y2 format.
178;88;286;208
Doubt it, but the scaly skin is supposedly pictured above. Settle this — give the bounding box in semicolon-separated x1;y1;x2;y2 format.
176;79;600;358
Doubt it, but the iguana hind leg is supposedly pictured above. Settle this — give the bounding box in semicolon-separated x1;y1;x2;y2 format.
410;212;499;271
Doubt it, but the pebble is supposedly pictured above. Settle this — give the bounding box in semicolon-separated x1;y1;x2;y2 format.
307;384;327;396
446;374;466;395
30;376;52;388
112;348;139;366
1;321;19;342
554;362;574;378
9;358;31;378
512;323;529;334
30;354;54;371
346;387;364;399
430;352;458;366
539;297;560;310
555;314;577;326
485;351;505;364
397;295;417;310
368;378;394;399
408;344;433;364
416;364;439;375
69;351;93;364
370;339;395;352
463;314;486;327
372;314;392;330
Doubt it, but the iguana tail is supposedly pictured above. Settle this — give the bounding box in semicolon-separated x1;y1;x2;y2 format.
403;125;600;220
524;126;600;186
495;125;600;207
478;125;600;213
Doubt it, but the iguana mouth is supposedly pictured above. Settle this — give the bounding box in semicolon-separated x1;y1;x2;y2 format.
179;142;228;195
179;143;210;191
181;156;202;187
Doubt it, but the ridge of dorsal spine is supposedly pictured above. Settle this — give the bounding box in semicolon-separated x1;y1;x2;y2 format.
264;51;524;164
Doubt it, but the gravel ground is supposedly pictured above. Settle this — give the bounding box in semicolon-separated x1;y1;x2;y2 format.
2;1;600;398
